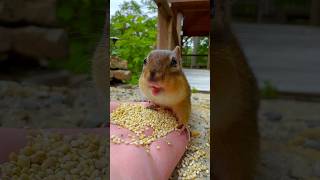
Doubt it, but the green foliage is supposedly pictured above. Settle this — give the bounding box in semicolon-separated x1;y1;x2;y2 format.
182;37;209;68
50;0;106;74
191;87;199;93
261;81;279;99
111;0;157;84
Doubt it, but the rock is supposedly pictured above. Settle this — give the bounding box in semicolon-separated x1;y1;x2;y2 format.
0;27;11;52
313;161;320;177
23;70;71;86
111;70;131;81
0;26;68;59
13;26;68;59
110;70;113;78
69;75;90;87
116;84;133;89
0;0;57;26
262;111;282;122
304;139;320;151
288;156;312;179
110;56;128;69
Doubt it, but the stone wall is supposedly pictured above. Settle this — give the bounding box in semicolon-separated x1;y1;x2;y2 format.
110;56;132;82
0;0;68;60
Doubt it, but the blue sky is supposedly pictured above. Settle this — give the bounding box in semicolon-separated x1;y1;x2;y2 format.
110;0;122;16
110;0;156;17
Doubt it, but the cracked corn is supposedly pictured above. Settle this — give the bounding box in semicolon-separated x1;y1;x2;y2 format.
0;130;107;180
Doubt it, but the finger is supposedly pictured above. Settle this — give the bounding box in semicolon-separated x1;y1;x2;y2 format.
0;128;28;163
110;124;160;180
110;123;188;180
110;101;120;112
149;129;189;180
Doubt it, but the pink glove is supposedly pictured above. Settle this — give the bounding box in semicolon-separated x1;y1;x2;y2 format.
110;101;188;180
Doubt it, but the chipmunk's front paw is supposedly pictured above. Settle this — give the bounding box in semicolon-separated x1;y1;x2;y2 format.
133;99;149;102
177;124;191;141
146;103;161;111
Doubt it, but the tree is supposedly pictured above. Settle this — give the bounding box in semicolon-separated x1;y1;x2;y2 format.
110;0;157;84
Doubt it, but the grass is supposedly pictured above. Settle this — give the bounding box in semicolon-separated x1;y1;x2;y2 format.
191;87;199;93
260;81;279;99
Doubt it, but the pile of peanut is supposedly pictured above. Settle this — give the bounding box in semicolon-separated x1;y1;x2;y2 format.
0;130;107;179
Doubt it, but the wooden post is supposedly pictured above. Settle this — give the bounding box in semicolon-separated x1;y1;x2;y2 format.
310;0;320;26
257;0;263;23
176;12;183;47
156;0;173;49
214;0;232;42
191;37;199;68
157;7;169;49
168;18;175;49
207;41;210;69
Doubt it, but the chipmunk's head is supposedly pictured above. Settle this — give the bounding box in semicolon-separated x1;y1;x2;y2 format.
139;46;189;105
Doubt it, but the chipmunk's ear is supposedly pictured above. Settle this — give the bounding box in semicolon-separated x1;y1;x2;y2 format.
173;46;181;60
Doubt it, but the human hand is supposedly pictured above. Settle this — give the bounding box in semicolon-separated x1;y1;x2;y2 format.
110;101;188;180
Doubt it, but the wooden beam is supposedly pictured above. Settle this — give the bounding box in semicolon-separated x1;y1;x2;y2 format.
156;0;173;19
169;0;208;3
183;12;210;36
170;0;209;10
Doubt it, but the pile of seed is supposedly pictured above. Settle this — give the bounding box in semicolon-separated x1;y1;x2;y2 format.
0;130;107;179
171;107;210;179
110;87;210;179
175;142;210;179
110;103;178;151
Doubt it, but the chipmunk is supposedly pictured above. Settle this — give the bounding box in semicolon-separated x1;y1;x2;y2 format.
139;46;191;135
212;28;260;180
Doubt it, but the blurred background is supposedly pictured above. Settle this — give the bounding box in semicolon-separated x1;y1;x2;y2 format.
0;0;106;128
110;0;209;93
224;0;320;179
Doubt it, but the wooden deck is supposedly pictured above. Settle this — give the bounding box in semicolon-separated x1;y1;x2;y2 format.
183;68;210;92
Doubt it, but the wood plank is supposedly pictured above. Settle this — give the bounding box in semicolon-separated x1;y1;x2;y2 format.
170;0;209;10
183;12;210;36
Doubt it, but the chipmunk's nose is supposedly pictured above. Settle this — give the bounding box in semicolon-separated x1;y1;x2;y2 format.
149;70;158;82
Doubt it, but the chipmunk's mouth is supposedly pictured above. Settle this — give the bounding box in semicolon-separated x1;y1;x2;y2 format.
148;82;163;96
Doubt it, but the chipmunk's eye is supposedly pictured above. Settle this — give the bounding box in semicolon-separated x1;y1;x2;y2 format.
143;58;147;65
170;57;177;67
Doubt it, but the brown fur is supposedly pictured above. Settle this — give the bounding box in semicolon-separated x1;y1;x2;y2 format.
139;46;191;126
213;31;260;180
